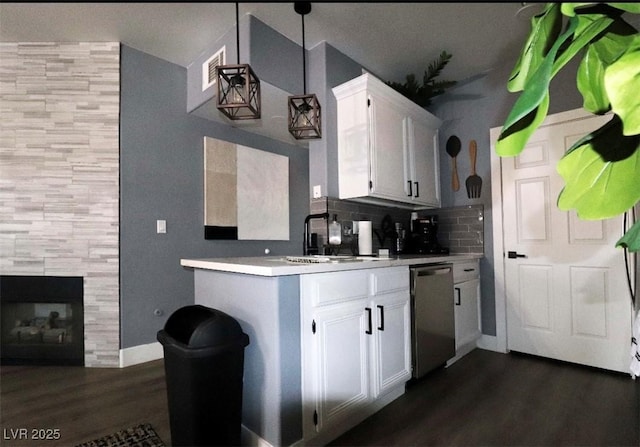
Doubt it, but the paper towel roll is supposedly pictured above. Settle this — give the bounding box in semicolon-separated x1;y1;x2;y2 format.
358;221;373;255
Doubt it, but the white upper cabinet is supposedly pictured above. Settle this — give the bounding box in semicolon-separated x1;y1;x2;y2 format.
333;73;442;209
406;115;441;207
370;93;408;200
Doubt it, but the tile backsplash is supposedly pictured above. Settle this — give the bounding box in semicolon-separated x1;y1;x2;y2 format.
435;205;484;254
310;198;484;256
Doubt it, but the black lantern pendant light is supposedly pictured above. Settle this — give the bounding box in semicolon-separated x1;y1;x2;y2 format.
288;2;321;139
217;3;261;120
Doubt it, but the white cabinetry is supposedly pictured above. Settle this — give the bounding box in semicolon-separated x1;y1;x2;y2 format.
369;267;412;397
407;117;440;206
448;260;482;365
333;73;442;209
300;266;411;445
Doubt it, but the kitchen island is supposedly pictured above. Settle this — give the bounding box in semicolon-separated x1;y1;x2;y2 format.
181;253;478;276
181;254;481;446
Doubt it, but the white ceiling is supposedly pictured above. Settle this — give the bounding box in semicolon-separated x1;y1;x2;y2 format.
0;2;547;84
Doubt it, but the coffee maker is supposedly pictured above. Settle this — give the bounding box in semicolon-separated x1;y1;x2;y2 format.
409;214;449;255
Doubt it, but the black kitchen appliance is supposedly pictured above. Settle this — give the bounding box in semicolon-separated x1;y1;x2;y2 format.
408;215;449;255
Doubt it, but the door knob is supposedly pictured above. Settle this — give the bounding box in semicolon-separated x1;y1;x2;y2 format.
507;251;527;259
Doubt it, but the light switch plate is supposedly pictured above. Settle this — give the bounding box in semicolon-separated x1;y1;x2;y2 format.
156;219;166;234
313;185;322;199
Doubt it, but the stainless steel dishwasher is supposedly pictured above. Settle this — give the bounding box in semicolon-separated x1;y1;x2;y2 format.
410;264;455;378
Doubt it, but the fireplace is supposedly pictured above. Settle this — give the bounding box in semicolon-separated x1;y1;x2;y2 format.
1;276;84;366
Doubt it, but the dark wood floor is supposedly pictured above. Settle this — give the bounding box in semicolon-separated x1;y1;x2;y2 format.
1;349;638;447
330;350;640;447
0;359;170;447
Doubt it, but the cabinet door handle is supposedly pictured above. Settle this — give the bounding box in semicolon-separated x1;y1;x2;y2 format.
407;180;413;197
377;305;384;331
414;181;419;198
365;307;372;334
455;287;461;306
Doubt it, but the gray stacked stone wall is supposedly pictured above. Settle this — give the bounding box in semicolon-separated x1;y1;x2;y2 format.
0;42;120;367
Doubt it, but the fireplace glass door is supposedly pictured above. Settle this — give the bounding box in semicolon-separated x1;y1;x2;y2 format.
1;276;84;366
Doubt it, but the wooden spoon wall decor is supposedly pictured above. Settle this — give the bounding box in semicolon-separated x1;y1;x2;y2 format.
465;139;482;198
445;135;461;191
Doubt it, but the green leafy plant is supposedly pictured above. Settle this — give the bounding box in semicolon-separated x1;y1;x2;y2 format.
386;50;458;107
495;2;640;251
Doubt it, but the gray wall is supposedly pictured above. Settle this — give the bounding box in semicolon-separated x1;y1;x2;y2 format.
120;45;309;348
249;15;304;94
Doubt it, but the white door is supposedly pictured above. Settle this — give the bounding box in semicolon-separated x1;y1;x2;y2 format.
493;110;633;373
370;291;412;398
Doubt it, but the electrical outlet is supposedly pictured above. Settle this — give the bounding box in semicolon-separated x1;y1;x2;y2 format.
156;219;166;234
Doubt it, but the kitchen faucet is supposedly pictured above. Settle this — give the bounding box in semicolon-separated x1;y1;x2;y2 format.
303;212;329;255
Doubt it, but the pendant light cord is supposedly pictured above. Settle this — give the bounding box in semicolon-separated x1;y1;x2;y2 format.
301;11;307;95
235;2;240;64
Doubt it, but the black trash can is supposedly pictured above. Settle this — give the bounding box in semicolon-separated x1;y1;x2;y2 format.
157;305;250;447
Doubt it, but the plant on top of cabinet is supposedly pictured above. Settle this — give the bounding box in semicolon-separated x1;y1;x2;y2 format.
385;50;458;108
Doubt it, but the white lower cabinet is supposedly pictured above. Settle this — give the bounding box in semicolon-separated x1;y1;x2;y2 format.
300;266;411;445
449;260;482;365
454;278;481;348
371;290;412;397
312;297;370;433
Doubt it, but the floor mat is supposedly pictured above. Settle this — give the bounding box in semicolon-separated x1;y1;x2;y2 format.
74;423;165;447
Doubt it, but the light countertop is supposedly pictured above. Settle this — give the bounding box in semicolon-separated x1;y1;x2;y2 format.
181;253;482;277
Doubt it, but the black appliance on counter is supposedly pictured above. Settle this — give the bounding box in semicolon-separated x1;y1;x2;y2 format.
408;215;449;255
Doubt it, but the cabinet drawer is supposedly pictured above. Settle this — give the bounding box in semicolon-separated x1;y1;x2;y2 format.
301;270;369;307
370;266;409;295
453;260;479;284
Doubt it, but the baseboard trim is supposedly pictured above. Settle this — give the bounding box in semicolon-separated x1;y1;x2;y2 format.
119;342;163;368
477;334;506;353
241;426;277;447
446;341;477;367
